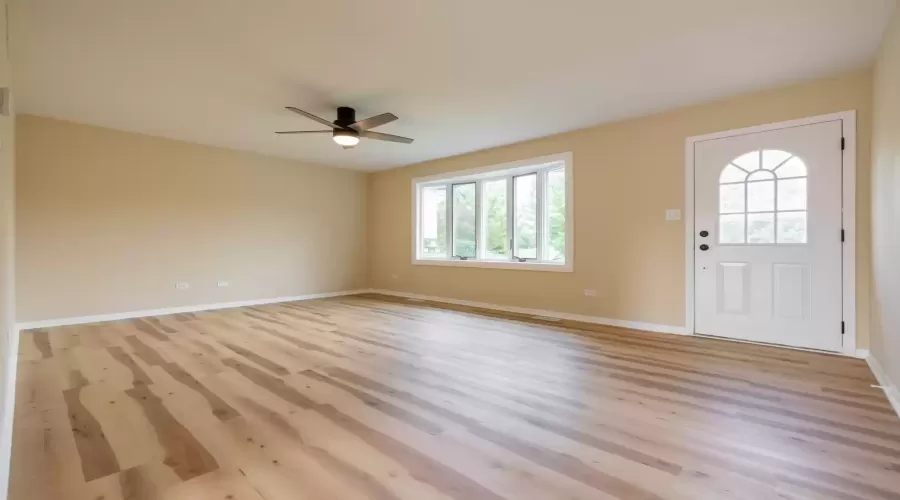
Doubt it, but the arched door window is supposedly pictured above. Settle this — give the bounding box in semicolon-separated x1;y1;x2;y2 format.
719;150;808;244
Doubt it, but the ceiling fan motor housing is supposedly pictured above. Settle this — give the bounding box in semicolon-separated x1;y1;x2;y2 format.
335;107;356;127
333;107;360;143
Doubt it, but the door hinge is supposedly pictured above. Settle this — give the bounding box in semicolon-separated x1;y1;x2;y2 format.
841;229;845;242
841;137;846;150
841;321;845;334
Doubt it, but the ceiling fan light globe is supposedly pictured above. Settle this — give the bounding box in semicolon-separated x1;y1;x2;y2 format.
333;134;360;146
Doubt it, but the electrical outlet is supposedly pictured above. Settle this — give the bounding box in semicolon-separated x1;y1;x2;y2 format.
217;281;229;288
665;209;682;221
584;289;598;297
176;282;189;290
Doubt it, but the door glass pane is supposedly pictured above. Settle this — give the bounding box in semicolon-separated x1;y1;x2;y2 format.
747;213;775;243
732;151;760;171
719;214;745;244
762;150;792;171
720;164;747;183
546;168;566;261
747;170;774;181
775;157;807;178
719;184;745;214
452;183;476;258
777;211;808;243
747;180;775;212
777;178;807;211
483;179;508;259
421;186;447;257
514;174;538;259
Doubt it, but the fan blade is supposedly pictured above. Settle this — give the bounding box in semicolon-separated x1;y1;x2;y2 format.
359;130;414;144
275;130;332;134
349;113;398;131
286;107;340;129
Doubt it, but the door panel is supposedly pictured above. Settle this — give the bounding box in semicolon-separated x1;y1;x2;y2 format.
694;120;843;352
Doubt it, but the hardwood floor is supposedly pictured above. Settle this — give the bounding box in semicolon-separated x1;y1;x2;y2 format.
10;294;900;500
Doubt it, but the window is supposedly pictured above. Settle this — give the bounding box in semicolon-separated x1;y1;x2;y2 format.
413;153;573;271
718;150;807;245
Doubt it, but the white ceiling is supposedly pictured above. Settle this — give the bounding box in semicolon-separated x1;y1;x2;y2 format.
11;0;897;171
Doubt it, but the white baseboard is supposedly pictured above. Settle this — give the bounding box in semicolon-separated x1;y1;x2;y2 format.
866;354;900;419
14;289;368;331
366;290;872;359
367;289;688;336
0;324;21;500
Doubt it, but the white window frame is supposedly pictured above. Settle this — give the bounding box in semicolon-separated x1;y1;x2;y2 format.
412;152;574;272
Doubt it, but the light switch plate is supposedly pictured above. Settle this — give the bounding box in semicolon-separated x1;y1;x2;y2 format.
665;209;682;221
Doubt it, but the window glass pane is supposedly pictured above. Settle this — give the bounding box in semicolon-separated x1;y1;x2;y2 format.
762;150;792;171
775;157;807;178
778;211;808;243
746;170;774;181
719;214;745;244
452;183;476;258
483;179;508;259
747;180;775;212
747;213;775;243
777;178;807;211
421;186;447;257
733;151;761;171
719;184;745;214
514;174;538;259
720;164;747;183
546;168;566;261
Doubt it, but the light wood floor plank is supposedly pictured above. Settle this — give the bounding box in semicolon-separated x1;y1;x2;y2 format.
10;295;900;500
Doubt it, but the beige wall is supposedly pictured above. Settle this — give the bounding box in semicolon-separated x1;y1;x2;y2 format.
871;9;900;390
368;69;874;346
16;115;367;322
0;0;14;493
0;3;14;343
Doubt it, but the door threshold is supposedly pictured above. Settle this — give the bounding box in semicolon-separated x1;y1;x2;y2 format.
693;333;847;358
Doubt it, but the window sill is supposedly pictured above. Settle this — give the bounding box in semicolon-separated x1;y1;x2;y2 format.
413;258;572;273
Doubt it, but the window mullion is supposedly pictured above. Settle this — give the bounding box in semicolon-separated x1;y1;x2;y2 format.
445;183;453;259
744;181;748;244
417;185;423;260
507;174;515;261
536;169;545;261
475;180;483;260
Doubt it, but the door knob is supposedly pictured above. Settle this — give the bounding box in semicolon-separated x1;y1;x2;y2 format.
699;230;709;237
699;244;710;251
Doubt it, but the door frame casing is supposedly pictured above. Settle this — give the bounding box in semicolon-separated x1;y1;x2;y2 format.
684;110;857;357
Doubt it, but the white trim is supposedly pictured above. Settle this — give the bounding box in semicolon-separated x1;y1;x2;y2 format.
367;289;878;362
0;325;20;500
412;152;571;184
14;289;367;331
369;289;688;335
694;334;866;358
865;354;900;419
412;259;572;272
840;112;857;356
411;152;574;272
684;111;858;356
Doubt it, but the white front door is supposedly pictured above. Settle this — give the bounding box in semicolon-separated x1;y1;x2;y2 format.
694;120;844;352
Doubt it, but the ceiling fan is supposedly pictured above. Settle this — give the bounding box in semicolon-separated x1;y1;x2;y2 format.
276;106;414;148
